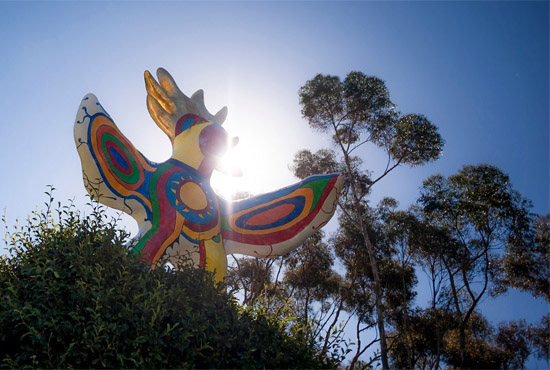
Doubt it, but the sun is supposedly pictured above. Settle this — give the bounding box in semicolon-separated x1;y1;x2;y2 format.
211;142;257;200
209;88;302;201
210;127;293;201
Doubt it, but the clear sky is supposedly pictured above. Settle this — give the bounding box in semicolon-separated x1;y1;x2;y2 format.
0;0;548;366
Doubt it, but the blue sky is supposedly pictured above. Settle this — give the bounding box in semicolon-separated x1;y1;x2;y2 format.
1;0;548;366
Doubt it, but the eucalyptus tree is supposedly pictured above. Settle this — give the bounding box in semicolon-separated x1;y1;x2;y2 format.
529;313;550;362
502;213;550;302
442;312;512;369
282;232;350;359
406;220;457;369
226;256;275;306
296;71;443;369
417;164;532;368
330;198;420;369
375;198;420;369
495;320;532;369
388;307;458;370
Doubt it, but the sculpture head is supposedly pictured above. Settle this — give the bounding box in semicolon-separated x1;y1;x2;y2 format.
144;68;238;177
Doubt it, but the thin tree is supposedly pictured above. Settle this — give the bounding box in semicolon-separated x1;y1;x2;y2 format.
297;71;443;369
417;164;532;368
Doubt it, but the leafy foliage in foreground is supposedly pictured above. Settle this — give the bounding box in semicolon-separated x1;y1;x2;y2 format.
0;192;335;369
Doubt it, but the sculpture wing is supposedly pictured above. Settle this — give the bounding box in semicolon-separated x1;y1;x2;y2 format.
220;173;344;257
74;94;156;233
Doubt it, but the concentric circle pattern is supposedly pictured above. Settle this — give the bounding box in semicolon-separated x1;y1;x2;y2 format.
166;170;217;226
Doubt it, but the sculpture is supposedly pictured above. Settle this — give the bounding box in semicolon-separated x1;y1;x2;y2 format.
74;68;343;281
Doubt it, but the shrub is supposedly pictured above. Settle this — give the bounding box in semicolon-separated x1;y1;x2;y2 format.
0;189;335;368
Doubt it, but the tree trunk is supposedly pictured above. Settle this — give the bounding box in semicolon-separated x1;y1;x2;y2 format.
360;219;390;369
341;148;390;370
443;260;463;369
401;271;413;370
431;272;441;370
459;321;466;369
332;120;390;369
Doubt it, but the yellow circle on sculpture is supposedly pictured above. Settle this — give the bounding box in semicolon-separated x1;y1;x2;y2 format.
179;181;208;210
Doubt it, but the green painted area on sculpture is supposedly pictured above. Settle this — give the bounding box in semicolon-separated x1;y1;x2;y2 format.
303;177;331;212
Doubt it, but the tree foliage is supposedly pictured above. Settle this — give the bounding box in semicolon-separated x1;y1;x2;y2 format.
0;191;337;369
298;72;443;167
417;164;533;368
502;213;550;302
530;314;550;361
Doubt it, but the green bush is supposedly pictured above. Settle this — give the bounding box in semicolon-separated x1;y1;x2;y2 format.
0;189;335;369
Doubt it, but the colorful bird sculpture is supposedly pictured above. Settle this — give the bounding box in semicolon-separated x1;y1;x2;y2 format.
74;68;343;282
